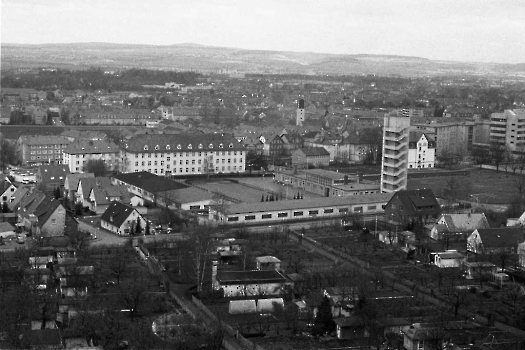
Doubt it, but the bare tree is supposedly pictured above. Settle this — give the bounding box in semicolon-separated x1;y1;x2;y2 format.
189;225;214;293
442;286;468;318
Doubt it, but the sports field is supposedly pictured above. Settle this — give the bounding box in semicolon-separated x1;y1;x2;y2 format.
408;168;520;204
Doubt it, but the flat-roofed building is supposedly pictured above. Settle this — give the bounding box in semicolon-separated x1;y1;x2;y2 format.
17;135;70;166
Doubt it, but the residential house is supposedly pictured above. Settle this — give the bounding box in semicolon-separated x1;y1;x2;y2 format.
62;140;120;173
88;180;130;214
255;256;281;271
100;201;147;236
17;191;66;237
407;132;436;169
429;213;490;240
1;179;17;205
291;147;330;169
401;323;444;350
75;177;99;208
35;164;70;195
6;186;30;211
467;228;525;254
63;172;95;202
384;189;441;227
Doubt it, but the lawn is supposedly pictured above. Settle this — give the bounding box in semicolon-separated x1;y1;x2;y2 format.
408;168;521;204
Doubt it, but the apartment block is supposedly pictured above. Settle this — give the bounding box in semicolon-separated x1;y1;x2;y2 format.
490;109;525;155
17;135;70;166
120;133;246;176
412;121;474;159
62;140;120;173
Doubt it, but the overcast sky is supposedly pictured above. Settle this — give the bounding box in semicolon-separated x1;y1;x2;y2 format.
2;0;524;64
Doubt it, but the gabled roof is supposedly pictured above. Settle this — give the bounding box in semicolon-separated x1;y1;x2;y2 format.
0;179;16;195
65;173;95;191
91;184;130;206
123;133;244;153
101;201;140;228
37;164;70;183
113;172;188;193
387;189;441;216
63;140;119;155
18;191;62;228
475;228;525;248
441;213;490;233
295;147;330;157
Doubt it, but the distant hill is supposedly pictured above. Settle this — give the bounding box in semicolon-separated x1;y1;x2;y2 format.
2;42;524;77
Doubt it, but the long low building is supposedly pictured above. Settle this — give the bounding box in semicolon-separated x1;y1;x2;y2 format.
219;192;393;225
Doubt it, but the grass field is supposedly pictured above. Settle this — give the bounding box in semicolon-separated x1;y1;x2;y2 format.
407;168;520;204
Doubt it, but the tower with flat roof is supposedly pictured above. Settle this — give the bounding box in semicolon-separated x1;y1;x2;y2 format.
296;99;305;126
380;113;410;193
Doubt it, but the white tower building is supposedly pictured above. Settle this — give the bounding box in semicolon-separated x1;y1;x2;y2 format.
380;113;410;193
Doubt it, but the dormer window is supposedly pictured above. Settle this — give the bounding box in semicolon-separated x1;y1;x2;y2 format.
177;144;181;150
144;146;149;151
209;144;214;148
229;143;234;148
125;144;128;149
155;145;160;150
188;144;192;149
198;144;203;149
166;145;171;150
219;143;224;148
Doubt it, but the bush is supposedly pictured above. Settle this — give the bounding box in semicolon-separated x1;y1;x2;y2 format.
482;290;491;298
470;286;477;294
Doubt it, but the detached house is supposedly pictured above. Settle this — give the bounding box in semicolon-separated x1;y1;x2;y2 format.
101;201;146;236
86;178;130;214
36;164;70;195
429;213;490;240
384;189;441;227
17;191;66;237
467;228;525;254
63;173;95;202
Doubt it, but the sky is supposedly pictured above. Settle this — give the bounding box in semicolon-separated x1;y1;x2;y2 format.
2;0;524;64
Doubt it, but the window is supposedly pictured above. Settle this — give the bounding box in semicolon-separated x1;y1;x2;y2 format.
219;143;224;148
155;145;159;150
277;212;288;218
189;205;200;210
293;211;304;217
188;144;192;149
339;208;348;213
367;205;376;210
144;146;148;150
309;210;319;215
245;215;256;220
166;145;171;150
261;214;272;219
354;207;363;213
51;219;56;225
227;216;239;222
324;209;334;214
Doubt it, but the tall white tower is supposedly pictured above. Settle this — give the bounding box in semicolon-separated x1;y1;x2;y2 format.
296;99;305;126
380;113;410;193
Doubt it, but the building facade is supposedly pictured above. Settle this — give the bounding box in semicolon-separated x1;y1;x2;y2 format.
17;135;70;166
407;132;436;169
62;140;120;173
119;134;245;176
490;109;525;156
381;113;410;193
412;121;474;160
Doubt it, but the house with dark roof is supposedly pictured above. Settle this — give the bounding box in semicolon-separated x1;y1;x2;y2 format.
35;164;70;195
100;201;146;235
88;180;130;214
384;189;441;227
467;227;525;254
291;147;330;169
17;191;66;237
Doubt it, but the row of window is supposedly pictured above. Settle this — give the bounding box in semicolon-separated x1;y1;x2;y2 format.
142;143;236;151
136;165;243;175
30;150;61;154
132;151;243;158
29;145;66;149
30;155;61;160
226;205;378;222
